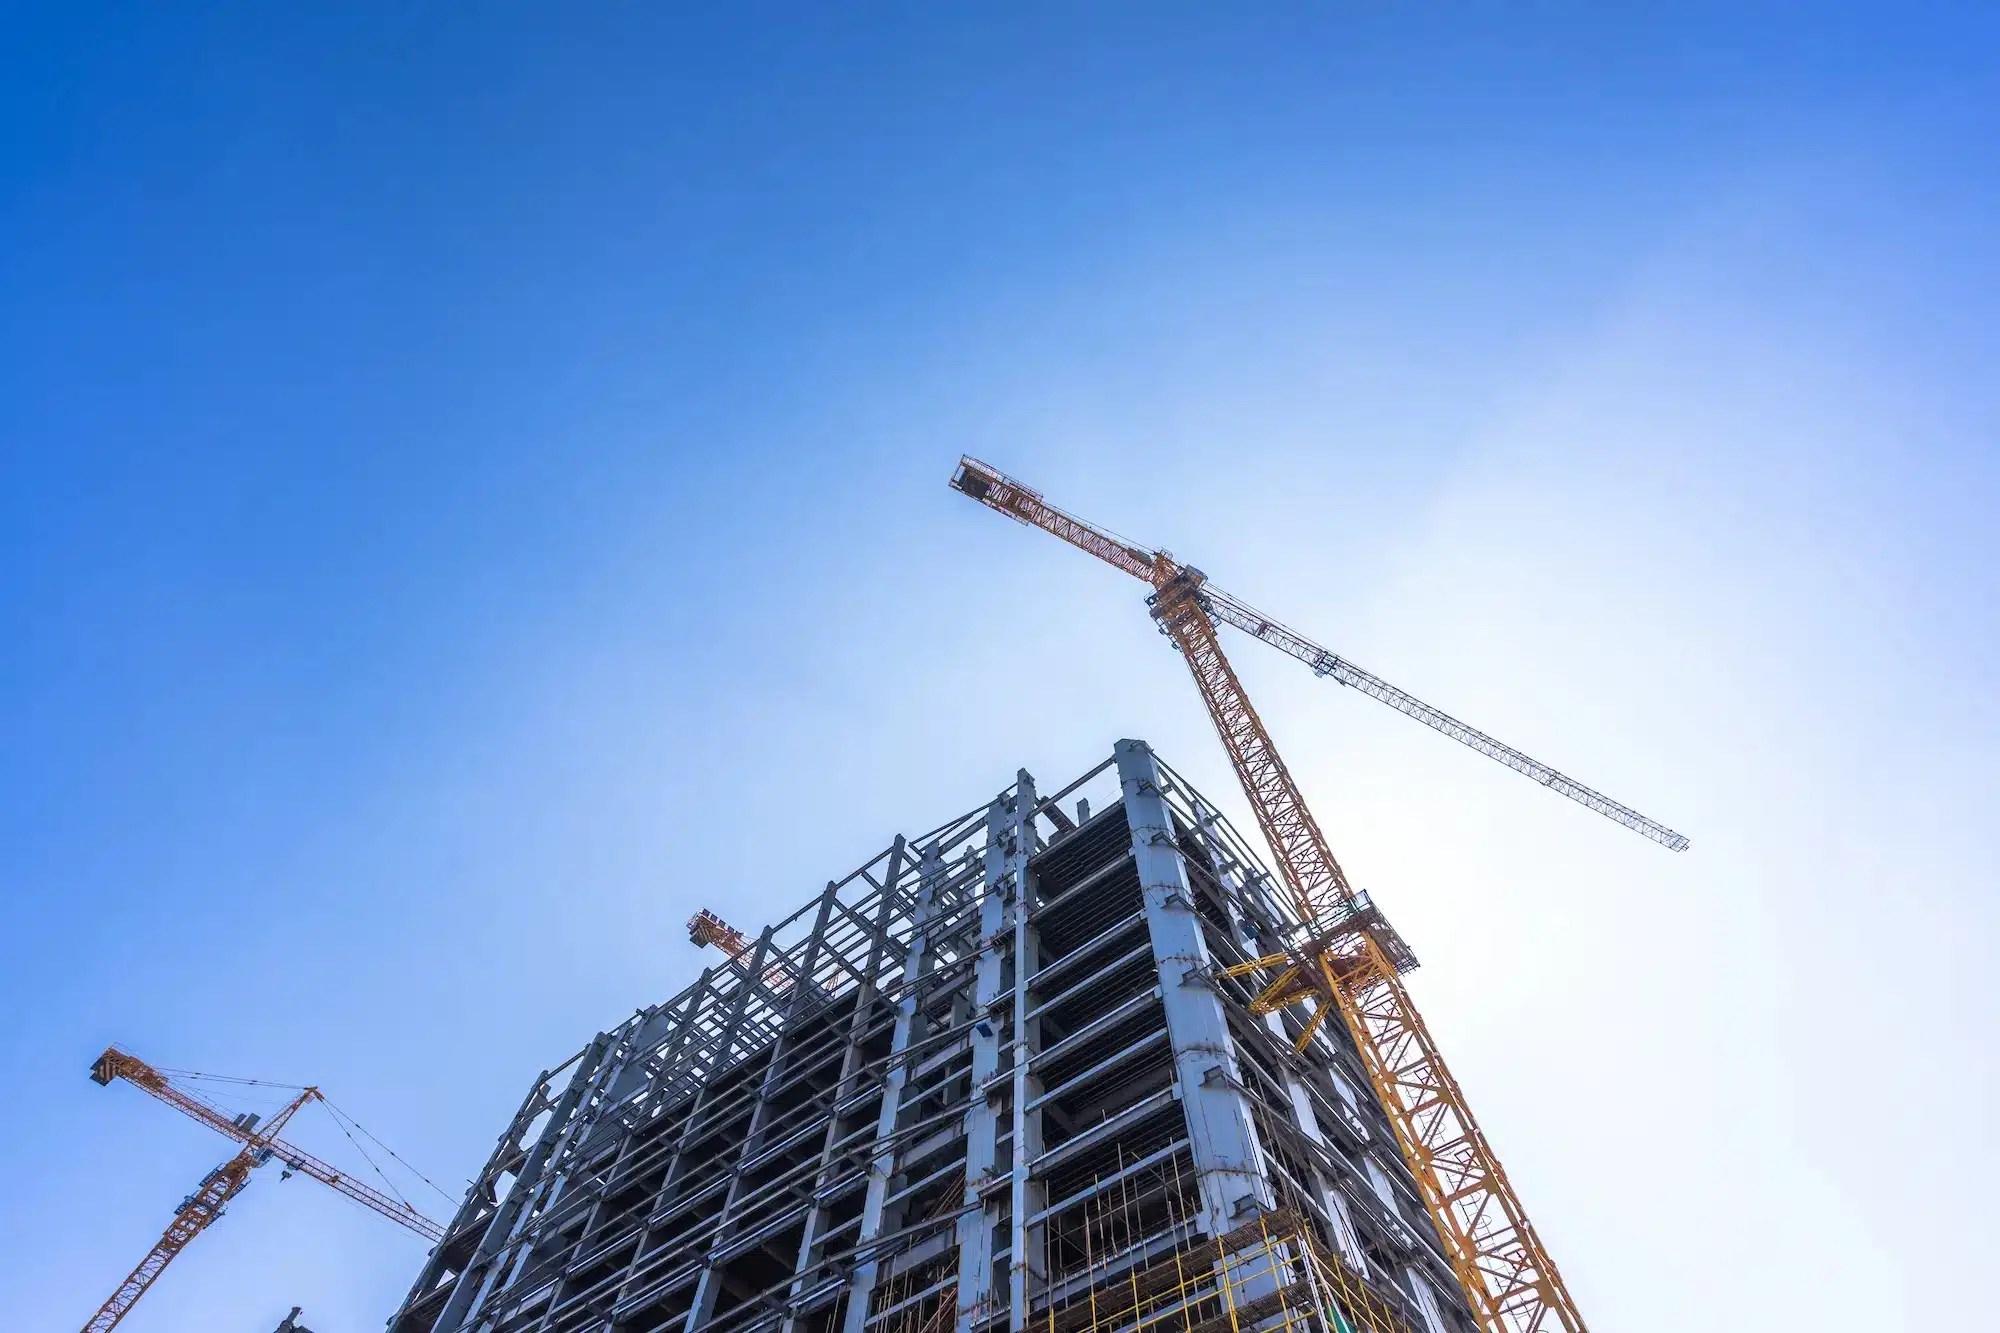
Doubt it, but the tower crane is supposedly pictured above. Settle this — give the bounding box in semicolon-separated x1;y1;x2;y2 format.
690;908;793;994
950;456;1686;1333
84;1047;444;1332
687;908;758;963
689;909;828;999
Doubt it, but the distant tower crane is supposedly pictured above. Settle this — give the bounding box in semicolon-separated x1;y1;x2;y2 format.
687;908;758;964
688;907;780;983
950;456;1687;1333
84;1047;443;1333
689;909;828;999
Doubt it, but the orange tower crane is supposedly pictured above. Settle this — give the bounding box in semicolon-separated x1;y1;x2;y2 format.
84;1047;444;1333
687;908;757;960
950;456;1685;1333
690;909;824;997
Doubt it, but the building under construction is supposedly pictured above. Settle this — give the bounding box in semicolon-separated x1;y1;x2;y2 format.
390;740;1473;1333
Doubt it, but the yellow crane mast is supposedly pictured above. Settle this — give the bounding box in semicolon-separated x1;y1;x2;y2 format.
949;456;1684;1333
83;1081;318;1333
84;1047;444;1332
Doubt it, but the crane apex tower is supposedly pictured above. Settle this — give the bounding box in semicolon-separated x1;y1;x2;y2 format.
391;743;1474;1333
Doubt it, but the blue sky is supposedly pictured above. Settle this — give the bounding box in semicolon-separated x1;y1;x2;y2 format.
4;4;1996;1330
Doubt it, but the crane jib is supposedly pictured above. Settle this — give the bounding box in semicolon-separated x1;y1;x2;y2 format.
1196;584;1687;851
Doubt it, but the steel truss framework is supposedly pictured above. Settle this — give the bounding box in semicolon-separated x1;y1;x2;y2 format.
391;745;1477;1333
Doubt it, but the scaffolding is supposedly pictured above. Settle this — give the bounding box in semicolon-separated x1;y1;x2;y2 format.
390;742;1475;1333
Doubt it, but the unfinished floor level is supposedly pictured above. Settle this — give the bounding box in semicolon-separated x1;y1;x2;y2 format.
391;741;1477;1333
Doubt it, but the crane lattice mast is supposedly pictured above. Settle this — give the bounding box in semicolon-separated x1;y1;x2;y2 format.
83;1083;318;1333
950;455;1679;1333
84;1047;444;1333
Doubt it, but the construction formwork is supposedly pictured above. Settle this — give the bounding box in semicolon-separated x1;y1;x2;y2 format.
391;741;1476;1333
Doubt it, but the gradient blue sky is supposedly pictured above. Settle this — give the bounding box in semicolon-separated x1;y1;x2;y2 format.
4;5;1996;1330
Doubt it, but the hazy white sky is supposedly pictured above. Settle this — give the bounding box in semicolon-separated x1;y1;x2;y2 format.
4;7;1994;1331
